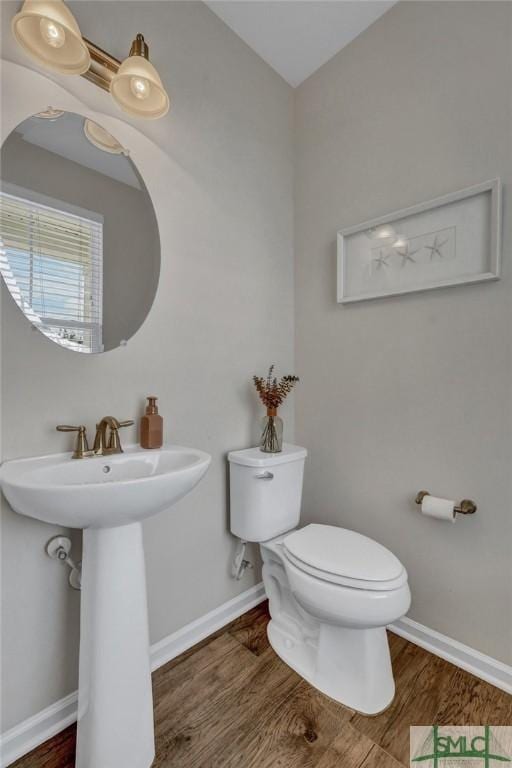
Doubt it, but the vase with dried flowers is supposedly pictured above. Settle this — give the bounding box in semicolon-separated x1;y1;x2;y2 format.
253;365;299;453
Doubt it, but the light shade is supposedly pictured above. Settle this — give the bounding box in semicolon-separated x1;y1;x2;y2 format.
34;106;65;120
110;37;169;120
84;119;128;155
12;0;90;75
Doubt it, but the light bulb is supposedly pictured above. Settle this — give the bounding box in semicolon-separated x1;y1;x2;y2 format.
130;76;151;100
40;17;66;48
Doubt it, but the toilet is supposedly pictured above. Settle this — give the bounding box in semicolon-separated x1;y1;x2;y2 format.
228;443;411;715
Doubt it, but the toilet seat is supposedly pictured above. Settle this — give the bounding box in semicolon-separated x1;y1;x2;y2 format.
283;524;407;592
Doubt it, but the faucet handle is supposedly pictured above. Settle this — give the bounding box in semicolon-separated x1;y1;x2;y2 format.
106;419;134;453
56;425;90;459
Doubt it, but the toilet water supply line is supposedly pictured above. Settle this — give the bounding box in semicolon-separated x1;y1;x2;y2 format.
232;539;253;580
50;533;250;585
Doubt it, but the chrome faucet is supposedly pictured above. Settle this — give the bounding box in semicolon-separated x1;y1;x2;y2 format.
57;416;134;458
93;416;134;456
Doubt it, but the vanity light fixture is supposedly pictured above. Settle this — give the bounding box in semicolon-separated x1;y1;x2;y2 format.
12;1;170;120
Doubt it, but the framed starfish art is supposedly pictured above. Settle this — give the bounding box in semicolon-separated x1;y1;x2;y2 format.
337;178;501;303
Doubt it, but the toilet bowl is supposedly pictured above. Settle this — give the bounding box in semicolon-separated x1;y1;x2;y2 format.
282;524;410;627
228;444;411;715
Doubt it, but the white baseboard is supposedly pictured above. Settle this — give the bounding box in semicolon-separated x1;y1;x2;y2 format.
150;582;266;672
0;582;267;768
389;616;512;695
0;692;78;768
3;590;511;767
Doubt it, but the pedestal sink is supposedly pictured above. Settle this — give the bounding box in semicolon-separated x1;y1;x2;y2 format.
0;445;211;768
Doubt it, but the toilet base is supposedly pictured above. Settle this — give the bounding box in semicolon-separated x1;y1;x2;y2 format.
267;619;395;715
261;538;397;715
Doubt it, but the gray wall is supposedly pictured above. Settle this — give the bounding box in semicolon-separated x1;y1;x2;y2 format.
1;1;294;730
1;133;160;351
295;1;512;664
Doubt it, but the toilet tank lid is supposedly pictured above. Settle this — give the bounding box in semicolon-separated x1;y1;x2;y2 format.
228;444;307;467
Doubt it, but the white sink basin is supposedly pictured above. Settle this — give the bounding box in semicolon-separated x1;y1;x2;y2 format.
0;443;211;768
0;444;211;528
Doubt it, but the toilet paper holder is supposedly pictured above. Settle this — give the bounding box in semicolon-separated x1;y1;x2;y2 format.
415;490;477;515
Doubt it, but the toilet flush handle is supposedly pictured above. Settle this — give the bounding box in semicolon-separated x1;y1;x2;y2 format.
255;471;274;480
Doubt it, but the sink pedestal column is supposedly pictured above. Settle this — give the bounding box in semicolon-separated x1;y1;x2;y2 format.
76;522;155;768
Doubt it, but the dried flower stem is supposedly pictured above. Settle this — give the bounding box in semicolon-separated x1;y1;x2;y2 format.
261;415;280;453
253;365;299;453
253;365;299;410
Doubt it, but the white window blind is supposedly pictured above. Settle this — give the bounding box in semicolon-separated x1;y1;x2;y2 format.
0;190;103;353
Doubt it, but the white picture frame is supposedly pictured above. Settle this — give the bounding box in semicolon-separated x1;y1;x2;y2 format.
337;179;501;303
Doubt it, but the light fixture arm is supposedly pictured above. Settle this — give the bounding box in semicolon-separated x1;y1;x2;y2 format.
81;36;121;92
80;34;150;93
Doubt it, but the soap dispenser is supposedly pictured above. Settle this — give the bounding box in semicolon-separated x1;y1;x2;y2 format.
140;396;163;449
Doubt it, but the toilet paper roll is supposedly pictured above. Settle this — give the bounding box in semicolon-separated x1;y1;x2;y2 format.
421;495;456;523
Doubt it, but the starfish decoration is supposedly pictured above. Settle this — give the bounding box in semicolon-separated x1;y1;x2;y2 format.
372;249;390;270
395;243;419;267
425;235;448;260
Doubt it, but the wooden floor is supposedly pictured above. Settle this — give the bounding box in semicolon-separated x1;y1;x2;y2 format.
12;602;512;768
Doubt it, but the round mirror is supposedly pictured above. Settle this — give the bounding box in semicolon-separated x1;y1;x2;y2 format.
0;110;160;353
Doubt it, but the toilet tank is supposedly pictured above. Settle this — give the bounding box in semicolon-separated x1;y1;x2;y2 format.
228;444;307;542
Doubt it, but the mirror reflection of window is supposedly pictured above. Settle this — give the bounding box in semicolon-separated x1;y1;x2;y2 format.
0;189;103;352
0;111;160;354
